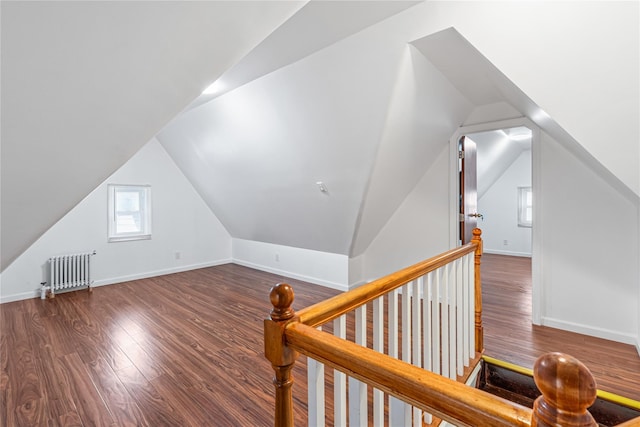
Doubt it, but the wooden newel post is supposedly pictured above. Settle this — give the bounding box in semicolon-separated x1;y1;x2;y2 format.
532;352;598;427
264;283;298;427
471;228;483;353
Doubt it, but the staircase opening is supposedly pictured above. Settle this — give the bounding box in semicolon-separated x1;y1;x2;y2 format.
472;357;640;426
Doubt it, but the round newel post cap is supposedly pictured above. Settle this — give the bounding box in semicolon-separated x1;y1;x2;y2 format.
270;283;295;321
532;352;597;426
472;228;482;238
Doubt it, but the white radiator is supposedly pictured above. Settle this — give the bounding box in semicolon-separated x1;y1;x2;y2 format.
41;251;96;299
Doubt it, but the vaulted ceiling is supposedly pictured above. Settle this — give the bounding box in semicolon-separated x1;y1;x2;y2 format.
2;1;638;271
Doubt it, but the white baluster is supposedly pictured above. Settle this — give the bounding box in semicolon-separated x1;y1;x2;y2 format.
441;265;449;379
334;316;347;427
388;289;405;426
432;268;441;375
422;272;433;424
349;306;367;427
412;279;422;427
462;254;470;366
373;297;384;427
308;326;325;427
469;254;475;354
449;262;457;380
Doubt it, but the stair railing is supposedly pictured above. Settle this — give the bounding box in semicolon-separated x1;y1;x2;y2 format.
263;228;636;426
265;229;484;426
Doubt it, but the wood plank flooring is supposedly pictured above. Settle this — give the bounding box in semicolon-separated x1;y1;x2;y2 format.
481;253;640;401
1;257;639;426
1;265;341;426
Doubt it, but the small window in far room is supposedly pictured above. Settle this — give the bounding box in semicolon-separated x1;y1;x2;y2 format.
108;184;151;242
518;186;532;228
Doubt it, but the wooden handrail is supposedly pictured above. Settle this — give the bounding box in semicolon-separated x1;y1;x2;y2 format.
287;321;532;427
297;229;483;330
265;248;620;426
616;417;640;426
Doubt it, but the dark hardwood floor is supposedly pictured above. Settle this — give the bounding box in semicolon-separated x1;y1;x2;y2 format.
1;265;341;426
481;253;640;401
1;257;639;426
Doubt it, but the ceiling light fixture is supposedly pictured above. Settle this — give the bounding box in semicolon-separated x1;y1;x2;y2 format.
202;80;224;95
506;127;532;141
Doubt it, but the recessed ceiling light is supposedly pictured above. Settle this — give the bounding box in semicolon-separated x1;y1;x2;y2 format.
202;80;224;95
506;127;532;141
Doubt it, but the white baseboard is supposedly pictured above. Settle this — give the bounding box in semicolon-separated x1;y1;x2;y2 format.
0;259;232;303
0;290;41;304
93;259;232;287
233;259;349;292
541;316;637;346
348;280;368;290
483;249;532;257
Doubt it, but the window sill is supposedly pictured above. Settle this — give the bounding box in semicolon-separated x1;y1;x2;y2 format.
108;234;152;243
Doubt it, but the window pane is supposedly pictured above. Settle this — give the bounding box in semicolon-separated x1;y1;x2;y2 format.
116;191;140;211
108;185;151;242
116;213;141;233
518;187;532;227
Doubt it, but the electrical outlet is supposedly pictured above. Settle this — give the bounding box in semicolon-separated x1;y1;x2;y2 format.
503;240;509;246
175;251;181;260
275;253;280;262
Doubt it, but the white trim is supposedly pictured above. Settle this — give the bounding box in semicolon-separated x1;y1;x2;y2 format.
0;259;232;303
349;280;368;289
92;259;231;287
449;136;460;248
232;259;349;292
1;290;42;304
107;184;152;243
483;249;531;258
450;117;542;325
530;125;543;325
541;316;638;346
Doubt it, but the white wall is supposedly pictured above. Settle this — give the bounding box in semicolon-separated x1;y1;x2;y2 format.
360;127;638;347
362;145;450;282
539;132;639;345
351;44;473;256
421;1;639;197
0;139;232;303
232;239;348;291
1;1;303;271
479;150;532;256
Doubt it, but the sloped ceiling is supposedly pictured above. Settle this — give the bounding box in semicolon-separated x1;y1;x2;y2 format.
158;5;413;255
0;1;305;270
469;128;532;199
2;1;637;272
189;0;421;109
158;3;473;257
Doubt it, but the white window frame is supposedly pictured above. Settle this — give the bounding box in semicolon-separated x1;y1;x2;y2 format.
518;186;532;228
108;184;152;242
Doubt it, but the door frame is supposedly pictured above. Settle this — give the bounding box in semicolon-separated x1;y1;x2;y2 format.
448;117;543;325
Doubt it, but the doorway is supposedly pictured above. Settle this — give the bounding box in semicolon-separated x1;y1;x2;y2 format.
450;118;541;325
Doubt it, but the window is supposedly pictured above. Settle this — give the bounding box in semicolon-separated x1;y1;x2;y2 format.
108;184;151;242
518;186;532;228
